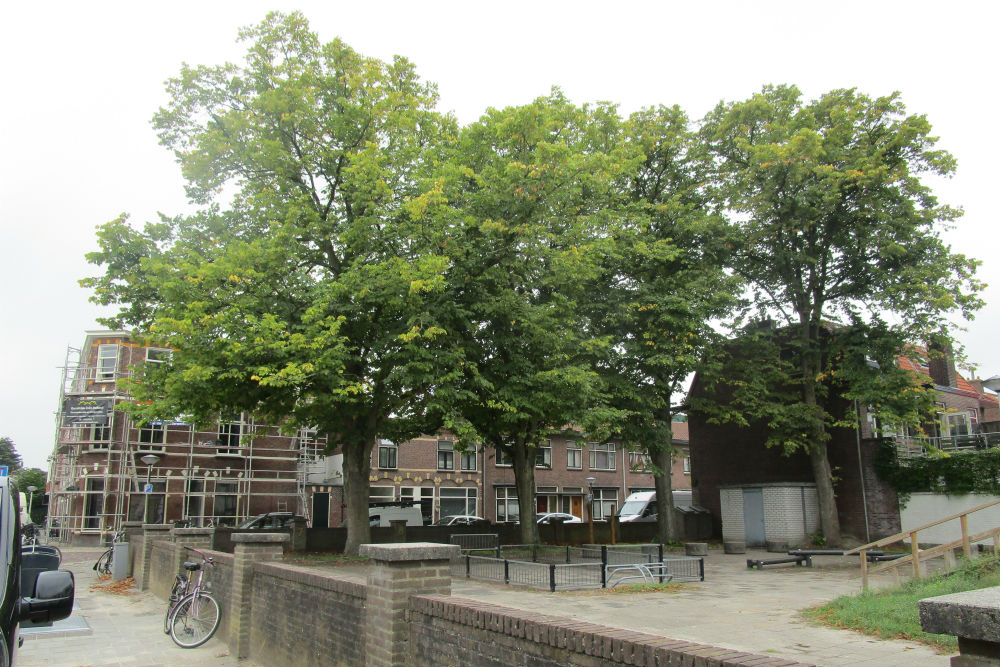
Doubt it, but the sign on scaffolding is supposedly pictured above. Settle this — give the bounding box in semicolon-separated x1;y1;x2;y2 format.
0;466;7;477
61;397;114;425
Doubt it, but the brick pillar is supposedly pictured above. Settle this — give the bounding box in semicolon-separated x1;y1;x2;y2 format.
230;533;288;659
171;527;215;578
136;524;173;591
121;521;143;577
289;517;308;552
360;542;459;667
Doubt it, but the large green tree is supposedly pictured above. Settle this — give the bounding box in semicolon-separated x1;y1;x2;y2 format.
700;86;983;545
82;12;460;554
593;106;739;543
0;437;23;473
440;91;625;544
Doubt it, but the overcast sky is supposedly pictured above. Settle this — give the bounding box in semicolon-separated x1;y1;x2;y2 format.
2;1;998;469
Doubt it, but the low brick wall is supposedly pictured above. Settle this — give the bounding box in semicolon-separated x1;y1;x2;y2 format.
140;527;812;667
410;595;803;667
249;562;366;666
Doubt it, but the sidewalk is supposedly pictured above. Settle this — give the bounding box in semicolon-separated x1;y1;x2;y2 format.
16;548;251;667
449;548;954;667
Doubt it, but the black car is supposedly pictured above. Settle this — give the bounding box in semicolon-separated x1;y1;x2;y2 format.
236;512;307;529
0;477;75;665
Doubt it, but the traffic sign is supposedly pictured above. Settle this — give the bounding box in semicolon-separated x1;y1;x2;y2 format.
143;483;153;494
0;466;8;477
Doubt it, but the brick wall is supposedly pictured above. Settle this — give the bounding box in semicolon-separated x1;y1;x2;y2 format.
410;595;812;667
248;562;365;666
150;541;174;599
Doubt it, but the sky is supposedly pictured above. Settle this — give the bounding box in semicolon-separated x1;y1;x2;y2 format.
1;1;998;470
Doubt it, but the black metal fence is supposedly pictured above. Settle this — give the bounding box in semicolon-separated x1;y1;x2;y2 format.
455;543;704;591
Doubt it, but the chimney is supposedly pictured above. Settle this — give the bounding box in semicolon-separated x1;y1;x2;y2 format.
927;338;958;388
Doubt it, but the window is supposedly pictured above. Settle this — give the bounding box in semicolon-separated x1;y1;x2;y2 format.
184;479;206;526
629;452;651;472
589;442;616;471
89;424;111;447
138;421;166;445
400;487;433;524
97;344;118;381
370;486;395;503
439;487;477;517
495;487;519;523
591;488;618;521
378;439;397;469
682;457;691;474
84;477;105;530
535;441;552;468
496;448;512;467
128;479;165;524
218;413;249;454
460;446;477;472
437;439;455;471
536;486;557;513
213;481;239;526
940;411;971;438
145;348;172;363
566;442;582;470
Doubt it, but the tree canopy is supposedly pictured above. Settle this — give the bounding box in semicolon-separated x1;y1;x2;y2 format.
82;11;461;554
699;85;984;544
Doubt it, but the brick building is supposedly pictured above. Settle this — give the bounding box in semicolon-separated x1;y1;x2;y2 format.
50;330;692;538
688;341;999;546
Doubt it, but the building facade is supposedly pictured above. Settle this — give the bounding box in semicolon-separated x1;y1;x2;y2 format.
50;331;692;539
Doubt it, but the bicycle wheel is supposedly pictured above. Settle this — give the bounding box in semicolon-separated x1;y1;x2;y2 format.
93;549;112;575
164;577;187;634
169;592;220;648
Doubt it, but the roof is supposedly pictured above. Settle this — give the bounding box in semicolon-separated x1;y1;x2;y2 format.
897;353;999;406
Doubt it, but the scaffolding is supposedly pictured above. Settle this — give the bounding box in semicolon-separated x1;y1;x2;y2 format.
48;339;306;543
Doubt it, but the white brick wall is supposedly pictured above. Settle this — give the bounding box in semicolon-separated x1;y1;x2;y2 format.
720;485;819;545
720;488;744;541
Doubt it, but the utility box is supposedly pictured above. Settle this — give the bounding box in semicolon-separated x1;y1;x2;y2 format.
111;542;129;581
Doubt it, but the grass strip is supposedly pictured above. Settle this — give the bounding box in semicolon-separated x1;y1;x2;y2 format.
803;554;1000;652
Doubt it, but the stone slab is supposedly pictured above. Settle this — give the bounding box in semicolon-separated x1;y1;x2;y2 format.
360;542;460;561
231;532;290;544
919;586;1000;642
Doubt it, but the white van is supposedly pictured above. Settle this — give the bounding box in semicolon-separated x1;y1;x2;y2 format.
617;490;692;523
367;503;423;527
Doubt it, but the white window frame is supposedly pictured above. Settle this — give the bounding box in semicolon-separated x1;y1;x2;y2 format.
370;486;395;502
589;442;616;471
495;487;519;523
566;442;582;470
218;413;250;454
97;344;118;381
439;487;478;517
145;347;172;363
378;439;398;469
495;448;513;467
460;446;478;472
437;439;455;471
591;488;618;521
535;441;552;469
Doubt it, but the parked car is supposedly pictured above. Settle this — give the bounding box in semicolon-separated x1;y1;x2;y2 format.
236;512;306;529
432;515;490;527
537;512;582;524
1;476;75;664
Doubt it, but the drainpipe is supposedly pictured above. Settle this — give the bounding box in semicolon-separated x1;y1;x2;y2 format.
855;399;871;543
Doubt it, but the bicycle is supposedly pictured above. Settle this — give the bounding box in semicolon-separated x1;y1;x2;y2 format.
93;530;126;576
163;572;189;633
167;546;220;648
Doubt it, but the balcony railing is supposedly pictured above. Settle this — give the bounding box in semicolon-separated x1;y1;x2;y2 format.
893;431;1000;458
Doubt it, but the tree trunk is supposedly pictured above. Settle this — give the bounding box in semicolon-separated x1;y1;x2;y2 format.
650;442;678;544
342;438;373;556
511;445;539;544
800;321;842;546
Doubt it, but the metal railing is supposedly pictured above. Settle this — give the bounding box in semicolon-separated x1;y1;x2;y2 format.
455;544;704;591
893;432;1000;458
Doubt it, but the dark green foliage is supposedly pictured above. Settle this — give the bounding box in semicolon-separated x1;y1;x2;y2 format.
0;437;23;472
874;441;1000;498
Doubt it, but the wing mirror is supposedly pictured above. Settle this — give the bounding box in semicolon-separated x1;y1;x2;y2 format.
19;570;75;624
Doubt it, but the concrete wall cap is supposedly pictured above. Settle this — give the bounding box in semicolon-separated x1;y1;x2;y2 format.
142;524;173;531
231;532;290;544
359;542;460;561
919;586;1000;641
173;527;215;536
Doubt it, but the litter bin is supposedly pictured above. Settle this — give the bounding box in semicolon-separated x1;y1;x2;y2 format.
111;542;129;581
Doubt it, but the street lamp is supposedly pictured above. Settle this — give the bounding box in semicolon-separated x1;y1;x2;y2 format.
26;485;37;525
141;454;160;524
585;476;596;544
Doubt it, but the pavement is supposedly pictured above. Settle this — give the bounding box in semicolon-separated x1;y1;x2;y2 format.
15;545;956;667
16;548;252;667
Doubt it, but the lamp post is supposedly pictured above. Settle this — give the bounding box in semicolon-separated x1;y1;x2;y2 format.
140;454;160;524
586;476;596;544
26;485;37;525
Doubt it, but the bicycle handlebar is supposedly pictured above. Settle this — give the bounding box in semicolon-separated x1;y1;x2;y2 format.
183;545;214;564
